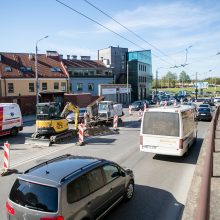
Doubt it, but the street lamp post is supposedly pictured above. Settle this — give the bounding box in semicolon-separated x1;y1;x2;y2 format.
35;36;48;105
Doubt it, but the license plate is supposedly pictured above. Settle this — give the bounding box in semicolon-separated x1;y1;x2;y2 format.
201;114;206;115
145;145;157;149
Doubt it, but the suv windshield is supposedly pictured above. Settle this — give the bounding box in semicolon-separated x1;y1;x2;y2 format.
9;179;58;212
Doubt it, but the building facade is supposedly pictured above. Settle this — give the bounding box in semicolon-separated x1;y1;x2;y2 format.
63;56;114;96
98;46;128;84
0;51;68;104
127;50;152;101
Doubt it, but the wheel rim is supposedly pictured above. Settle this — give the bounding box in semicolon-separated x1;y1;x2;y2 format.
127;183;134;199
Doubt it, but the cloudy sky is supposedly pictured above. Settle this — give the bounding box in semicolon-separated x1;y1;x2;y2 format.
1;0;220;79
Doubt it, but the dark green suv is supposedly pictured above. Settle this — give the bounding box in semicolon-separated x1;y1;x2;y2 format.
6;154;134;220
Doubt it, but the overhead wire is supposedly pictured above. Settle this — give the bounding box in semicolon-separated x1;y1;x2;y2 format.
83;0;177;64
55;0;175;66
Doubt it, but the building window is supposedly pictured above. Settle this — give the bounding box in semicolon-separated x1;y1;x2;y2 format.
42;83;47;91
5;66;12;72
77;83;83;91
54;82;59;90
8;83;14;93
69;83;72;92
29;83;35;92
51;67;61;72
89;71;94;75
88;83;94;91
61;82;66;91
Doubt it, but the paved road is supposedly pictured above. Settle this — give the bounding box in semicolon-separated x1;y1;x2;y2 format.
0;112;209;220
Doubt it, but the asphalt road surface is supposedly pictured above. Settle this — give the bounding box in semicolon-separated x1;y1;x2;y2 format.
0;112;209;220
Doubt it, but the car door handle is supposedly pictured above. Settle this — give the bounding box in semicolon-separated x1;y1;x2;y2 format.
87;201;91;206
110;188;113;192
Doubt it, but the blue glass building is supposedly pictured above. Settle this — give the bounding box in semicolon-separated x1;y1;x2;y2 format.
127;50;152;101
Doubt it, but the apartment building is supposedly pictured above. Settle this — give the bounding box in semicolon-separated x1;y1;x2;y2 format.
0;51;68;103
63;55;114;96
98;46;128;84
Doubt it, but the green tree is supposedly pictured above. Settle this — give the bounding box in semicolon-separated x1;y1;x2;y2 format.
179;71;190;86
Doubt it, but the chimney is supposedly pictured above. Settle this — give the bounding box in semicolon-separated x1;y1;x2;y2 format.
29;53;34;60
81;56;91;60
71;55;77;60
59;54;63;59
67;55;70;60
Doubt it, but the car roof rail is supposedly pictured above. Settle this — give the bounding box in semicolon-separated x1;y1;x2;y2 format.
24;154;72;174
60;159;103;183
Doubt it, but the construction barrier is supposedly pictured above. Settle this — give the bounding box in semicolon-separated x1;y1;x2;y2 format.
156;101;159;106
144;103;147;111
1;142;10;175
113;115;118;130
79;123;84;144
138;109;143;120
129;105;132;115
174;99;177;107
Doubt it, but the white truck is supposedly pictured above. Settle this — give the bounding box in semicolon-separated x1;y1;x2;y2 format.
98;101;124;120
0;103;23;137
87;100;124;125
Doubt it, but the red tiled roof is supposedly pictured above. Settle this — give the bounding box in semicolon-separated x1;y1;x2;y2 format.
0;52;68;79
62;59;107;69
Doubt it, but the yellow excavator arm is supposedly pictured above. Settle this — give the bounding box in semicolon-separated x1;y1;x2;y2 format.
60;102;80;129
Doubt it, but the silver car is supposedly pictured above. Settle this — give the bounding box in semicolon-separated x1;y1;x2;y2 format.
6;155;134;220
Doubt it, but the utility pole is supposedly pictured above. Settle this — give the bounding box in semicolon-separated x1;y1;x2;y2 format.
155;70;158;95
195;72;198;100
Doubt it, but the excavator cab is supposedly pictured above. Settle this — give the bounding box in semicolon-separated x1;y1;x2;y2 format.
36;102;61;120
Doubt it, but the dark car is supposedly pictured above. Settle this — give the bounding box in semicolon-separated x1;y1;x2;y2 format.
6;155;134;220
130;101;145;111
196;107;212;121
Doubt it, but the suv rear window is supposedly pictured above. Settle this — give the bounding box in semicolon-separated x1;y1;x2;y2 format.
142;112;179;137
9;179;58;212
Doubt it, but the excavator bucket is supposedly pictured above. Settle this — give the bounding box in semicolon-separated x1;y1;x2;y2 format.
24;137;52;147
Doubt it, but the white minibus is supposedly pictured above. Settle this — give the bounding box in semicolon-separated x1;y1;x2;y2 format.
140;105;197;156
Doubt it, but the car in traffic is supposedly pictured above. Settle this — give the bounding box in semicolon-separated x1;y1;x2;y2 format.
198;104;211;109
196;107;212;121
66;108;87;123
130;101;145;111
6;154;134;220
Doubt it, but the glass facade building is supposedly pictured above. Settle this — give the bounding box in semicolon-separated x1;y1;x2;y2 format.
127;50;152;101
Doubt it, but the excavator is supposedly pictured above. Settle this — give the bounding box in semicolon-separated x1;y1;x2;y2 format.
25;102;79;146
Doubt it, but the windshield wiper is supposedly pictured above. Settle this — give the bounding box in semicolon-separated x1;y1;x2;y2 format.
25;205;44;211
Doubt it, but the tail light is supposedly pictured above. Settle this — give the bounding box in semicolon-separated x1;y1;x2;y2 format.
140;135;143;146
179;139;183;149
40;216;64;220
6;201;15;215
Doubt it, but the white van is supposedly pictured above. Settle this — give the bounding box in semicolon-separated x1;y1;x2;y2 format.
140;105;197;156
0;103;23;137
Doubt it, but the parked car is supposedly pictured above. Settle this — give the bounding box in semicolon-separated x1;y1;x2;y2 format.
203;99;215;106
66;108;87;123
130;101;145;111
196;107;212;121
6;155;134;220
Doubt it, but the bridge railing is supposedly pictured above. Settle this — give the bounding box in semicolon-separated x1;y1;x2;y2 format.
182;106;219;220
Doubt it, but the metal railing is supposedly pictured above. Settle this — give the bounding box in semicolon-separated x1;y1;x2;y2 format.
182;106;219;220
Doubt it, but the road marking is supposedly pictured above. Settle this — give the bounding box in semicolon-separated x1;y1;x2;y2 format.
10;144;73;168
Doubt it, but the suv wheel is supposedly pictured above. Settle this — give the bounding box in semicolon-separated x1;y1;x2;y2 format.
124;181;134;201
